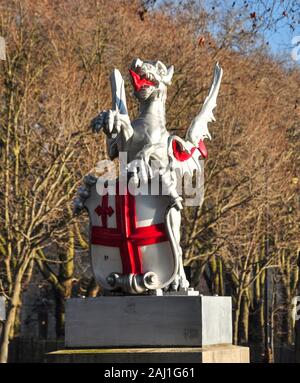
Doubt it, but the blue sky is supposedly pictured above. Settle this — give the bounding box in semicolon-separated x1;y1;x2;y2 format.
156;0;300;64
206;0;300;59
257;1;300;57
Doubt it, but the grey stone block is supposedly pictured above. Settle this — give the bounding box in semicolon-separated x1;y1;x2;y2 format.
0;296;5;321
65;295;232;348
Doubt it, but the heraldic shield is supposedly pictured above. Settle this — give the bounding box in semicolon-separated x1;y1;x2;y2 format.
84;180;178;294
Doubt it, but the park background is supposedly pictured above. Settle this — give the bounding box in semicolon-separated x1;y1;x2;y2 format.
0;0;299;363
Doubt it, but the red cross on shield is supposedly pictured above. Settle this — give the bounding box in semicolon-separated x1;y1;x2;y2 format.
84;182;176;291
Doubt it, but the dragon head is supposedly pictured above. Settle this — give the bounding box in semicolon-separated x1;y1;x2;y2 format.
129;58;174;102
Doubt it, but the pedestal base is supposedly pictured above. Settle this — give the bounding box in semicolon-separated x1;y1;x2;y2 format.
46;345;250;363
65;296;232;348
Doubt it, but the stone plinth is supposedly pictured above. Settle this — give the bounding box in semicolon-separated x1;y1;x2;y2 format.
46;345;250;363
65;295;232;348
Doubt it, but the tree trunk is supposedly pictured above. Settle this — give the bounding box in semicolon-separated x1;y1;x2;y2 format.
282;288;292;344
9;298;21;339
54;226;75;338
0;305;16;363
239;292;249;345
54;272;74;339
218;257;225;296
233;291;243;345
0;271;23;363
249;269;264;345
54;289;65;338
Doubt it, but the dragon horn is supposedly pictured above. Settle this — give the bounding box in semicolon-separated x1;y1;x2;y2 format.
163;65;174;85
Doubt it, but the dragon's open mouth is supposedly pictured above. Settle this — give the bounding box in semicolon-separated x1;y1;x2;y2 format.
129;69;156;92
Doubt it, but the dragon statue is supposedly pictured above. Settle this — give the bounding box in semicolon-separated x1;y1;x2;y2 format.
75;58;223;295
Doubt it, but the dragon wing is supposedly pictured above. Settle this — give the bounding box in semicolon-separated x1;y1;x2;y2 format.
167;63;222;179
167;135;203;178
185;62;223;146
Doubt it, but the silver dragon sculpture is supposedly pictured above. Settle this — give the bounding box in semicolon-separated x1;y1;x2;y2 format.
75;58;223;293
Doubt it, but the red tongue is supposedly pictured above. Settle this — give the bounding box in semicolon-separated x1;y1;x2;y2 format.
129;69;156;92
198;139;208;158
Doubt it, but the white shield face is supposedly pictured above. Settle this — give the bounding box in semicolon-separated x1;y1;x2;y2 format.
84;184;176;291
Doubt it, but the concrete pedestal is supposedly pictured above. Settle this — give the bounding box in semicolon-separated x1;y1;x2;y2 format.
46;345;250;363
65;296;232;348
47;295;250;363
